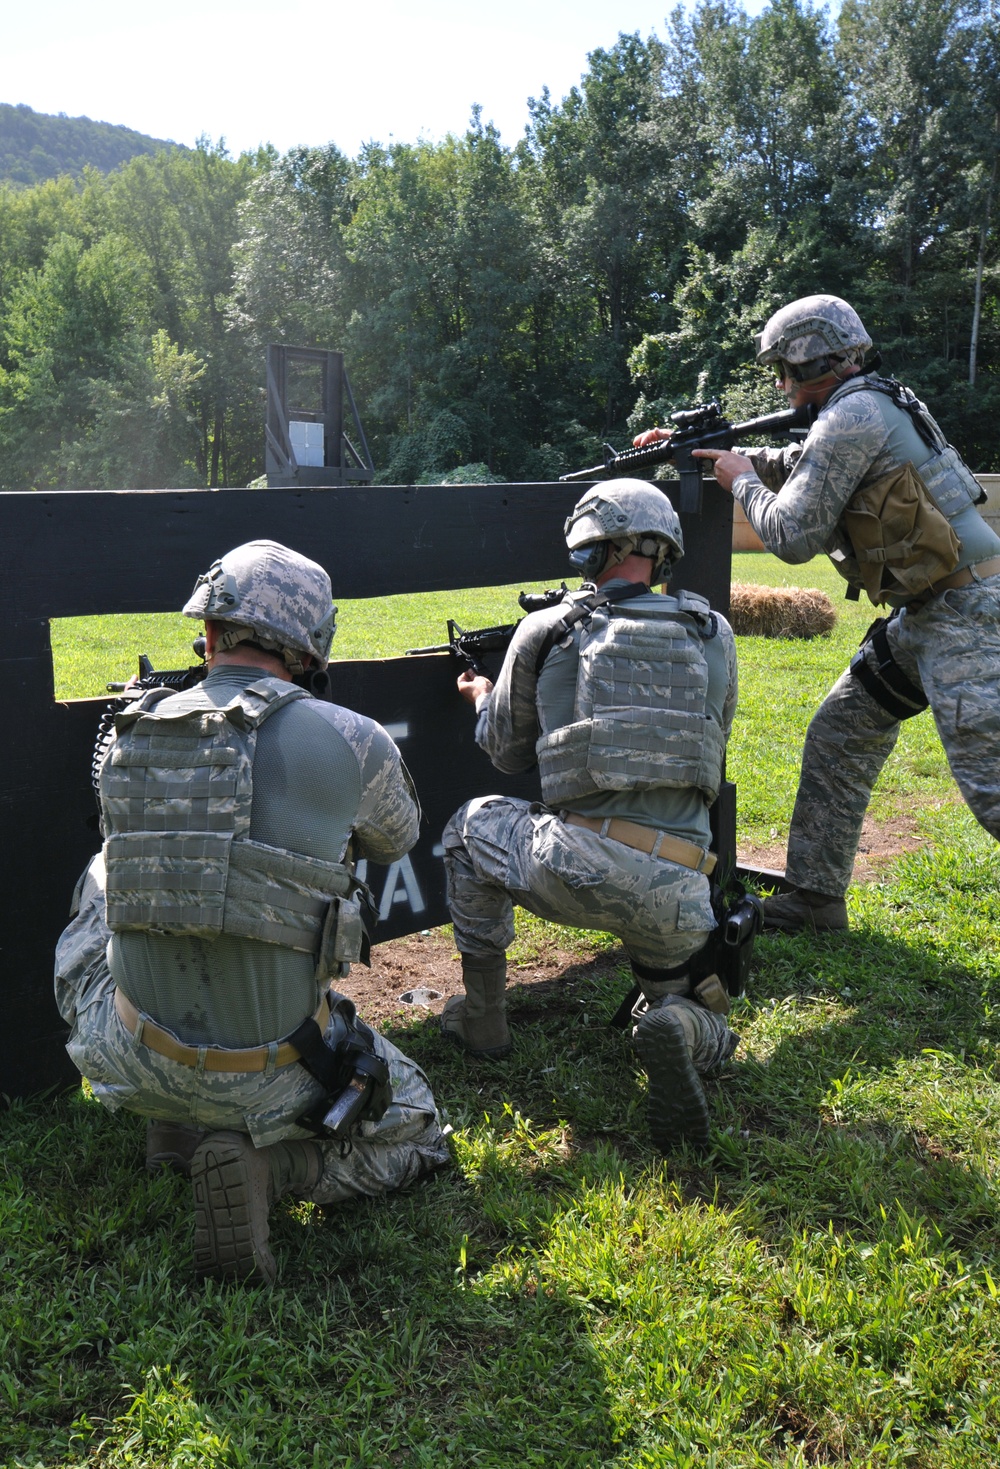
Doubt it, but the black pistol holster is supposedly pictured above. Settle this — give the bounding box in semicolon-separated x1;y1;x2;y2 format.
848;613;929;720
609;878;763;1028
689;878;763;1004
290;996;391;1142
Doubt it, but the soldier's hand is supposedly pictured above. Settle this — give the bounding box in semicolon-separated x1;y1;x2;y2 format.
691;448;754;493
457;669;493;705
632;427;672;448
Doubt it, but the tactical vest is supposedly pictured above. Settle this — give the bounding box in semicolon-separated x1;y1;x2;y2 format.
536;591;726;806
830;376;985;605
100;678;369;980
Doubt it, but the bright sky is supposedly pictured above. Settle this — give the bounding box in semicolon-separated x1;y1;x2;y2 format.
5;0;752;159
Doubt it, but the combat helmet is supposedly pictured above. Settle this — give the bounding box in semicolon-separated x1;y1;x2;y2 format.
183;539;337;673
754;295;872;377
564;480;683;583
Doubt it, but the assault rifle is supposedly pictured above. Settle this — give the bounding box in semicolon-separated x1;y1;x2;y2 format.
405;586;569;677
560;401;815;513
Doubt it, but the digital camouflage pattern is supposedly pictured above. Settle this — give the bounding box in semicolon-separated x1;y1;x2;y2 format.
564;480;684;582
533;600;728;807
100;665;420;1049
754;294;871;367
732;378;999;592
472;587;738;798
183;539;337;669
443;795;717;971
784;577;1000;895
454;587;736;932
731;373;1000;898
55;854;450;1197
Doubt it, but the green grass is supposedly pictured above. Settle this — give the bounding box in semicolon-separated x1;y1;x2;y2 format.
10;560;998;1465
49;582;564;699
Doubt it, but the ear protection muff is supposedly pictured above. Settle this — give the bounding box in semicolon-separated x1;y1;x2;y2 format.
570;534;665;581
568;541;610;580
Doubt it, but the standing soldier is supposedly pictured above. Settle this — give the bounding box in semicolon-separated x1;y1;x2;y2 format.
637;294;1000;931
441;483;740;1151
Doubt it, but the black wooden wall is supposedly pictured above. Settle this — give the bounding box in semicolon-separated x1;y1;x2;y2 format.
0;480;733;1097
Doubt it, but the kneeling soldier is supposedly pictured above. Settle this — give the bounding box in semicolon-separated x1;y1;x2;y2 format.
442;484;740;1150
56;540;449;1284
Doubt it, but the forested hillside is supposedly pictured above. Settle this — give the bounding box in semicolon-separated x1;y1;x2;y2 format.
0;0;997;491
0;103;176;186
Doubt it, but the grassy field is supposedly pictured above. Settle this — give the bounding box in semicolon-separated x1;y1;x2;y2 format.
6;560;998;1466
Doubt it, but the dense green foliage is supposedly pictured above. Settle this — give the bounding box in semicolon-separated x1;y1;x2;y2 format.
1;0;999;491
0;103;177;187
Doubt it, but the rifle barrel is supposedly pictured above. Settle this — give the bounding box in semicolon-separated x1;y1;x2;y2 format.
559;461;606;483
559;404;813;483
729;404;813;437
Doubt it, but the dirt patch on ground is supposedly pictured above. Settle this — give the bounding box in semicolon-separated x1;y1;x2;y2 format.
338;928;629;1032
736;804;945;881
343;808;948;1030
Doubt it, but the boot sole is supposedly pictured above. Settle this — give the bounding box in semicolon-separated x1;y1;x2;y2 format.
191;1132;275;1285
634;1007;711;1152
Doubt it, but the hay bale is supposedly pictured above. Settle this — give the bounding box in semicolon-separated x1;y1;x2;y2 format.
729;583;837;638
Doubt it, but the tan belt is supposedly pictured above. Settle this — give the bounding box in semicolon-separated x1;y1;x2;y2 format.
114;988;330;1073
562;812;716;875
907;555;1000;611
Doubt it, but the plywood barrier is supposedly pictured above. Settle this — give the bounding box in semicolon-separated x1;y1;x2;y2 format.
0;478;737;1097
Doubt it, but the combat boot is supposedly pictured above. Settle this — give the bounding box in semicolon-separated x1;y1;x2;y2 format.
145;1120;204;1176
191;1131;323;1285
633;999;712;1152
441;957;511;1058
762;887;848;933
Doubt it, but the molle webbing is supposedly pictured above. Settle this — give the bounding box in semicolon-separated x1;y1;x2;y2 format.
101;678;368;968
104;832;357;948
915;444;988;514
533;581;649;676
537;599;726;805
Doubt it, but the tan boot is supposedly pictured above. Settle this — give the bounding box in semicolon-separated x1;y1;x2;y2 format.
441;957;511;1058
762;887;848;933
191;1132;322;1285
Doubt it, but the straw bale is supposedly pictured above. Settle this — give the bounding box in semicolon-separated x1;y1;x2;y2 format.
729;582;837;638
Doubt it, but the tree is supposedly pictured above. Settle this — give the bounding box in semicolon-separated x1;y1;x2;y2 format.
0;230;153;488
522;33;685;436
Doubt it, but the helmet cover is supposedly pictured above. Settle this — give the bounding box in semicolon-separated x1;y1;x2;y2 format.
754;294;872;368
183;539;337;671
564;480;684;580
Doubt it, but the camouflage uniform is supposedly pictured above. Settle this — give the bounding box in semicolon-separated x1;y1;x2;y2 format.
443;580;739;1074
733;377;1000;897
56;662;449;1204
